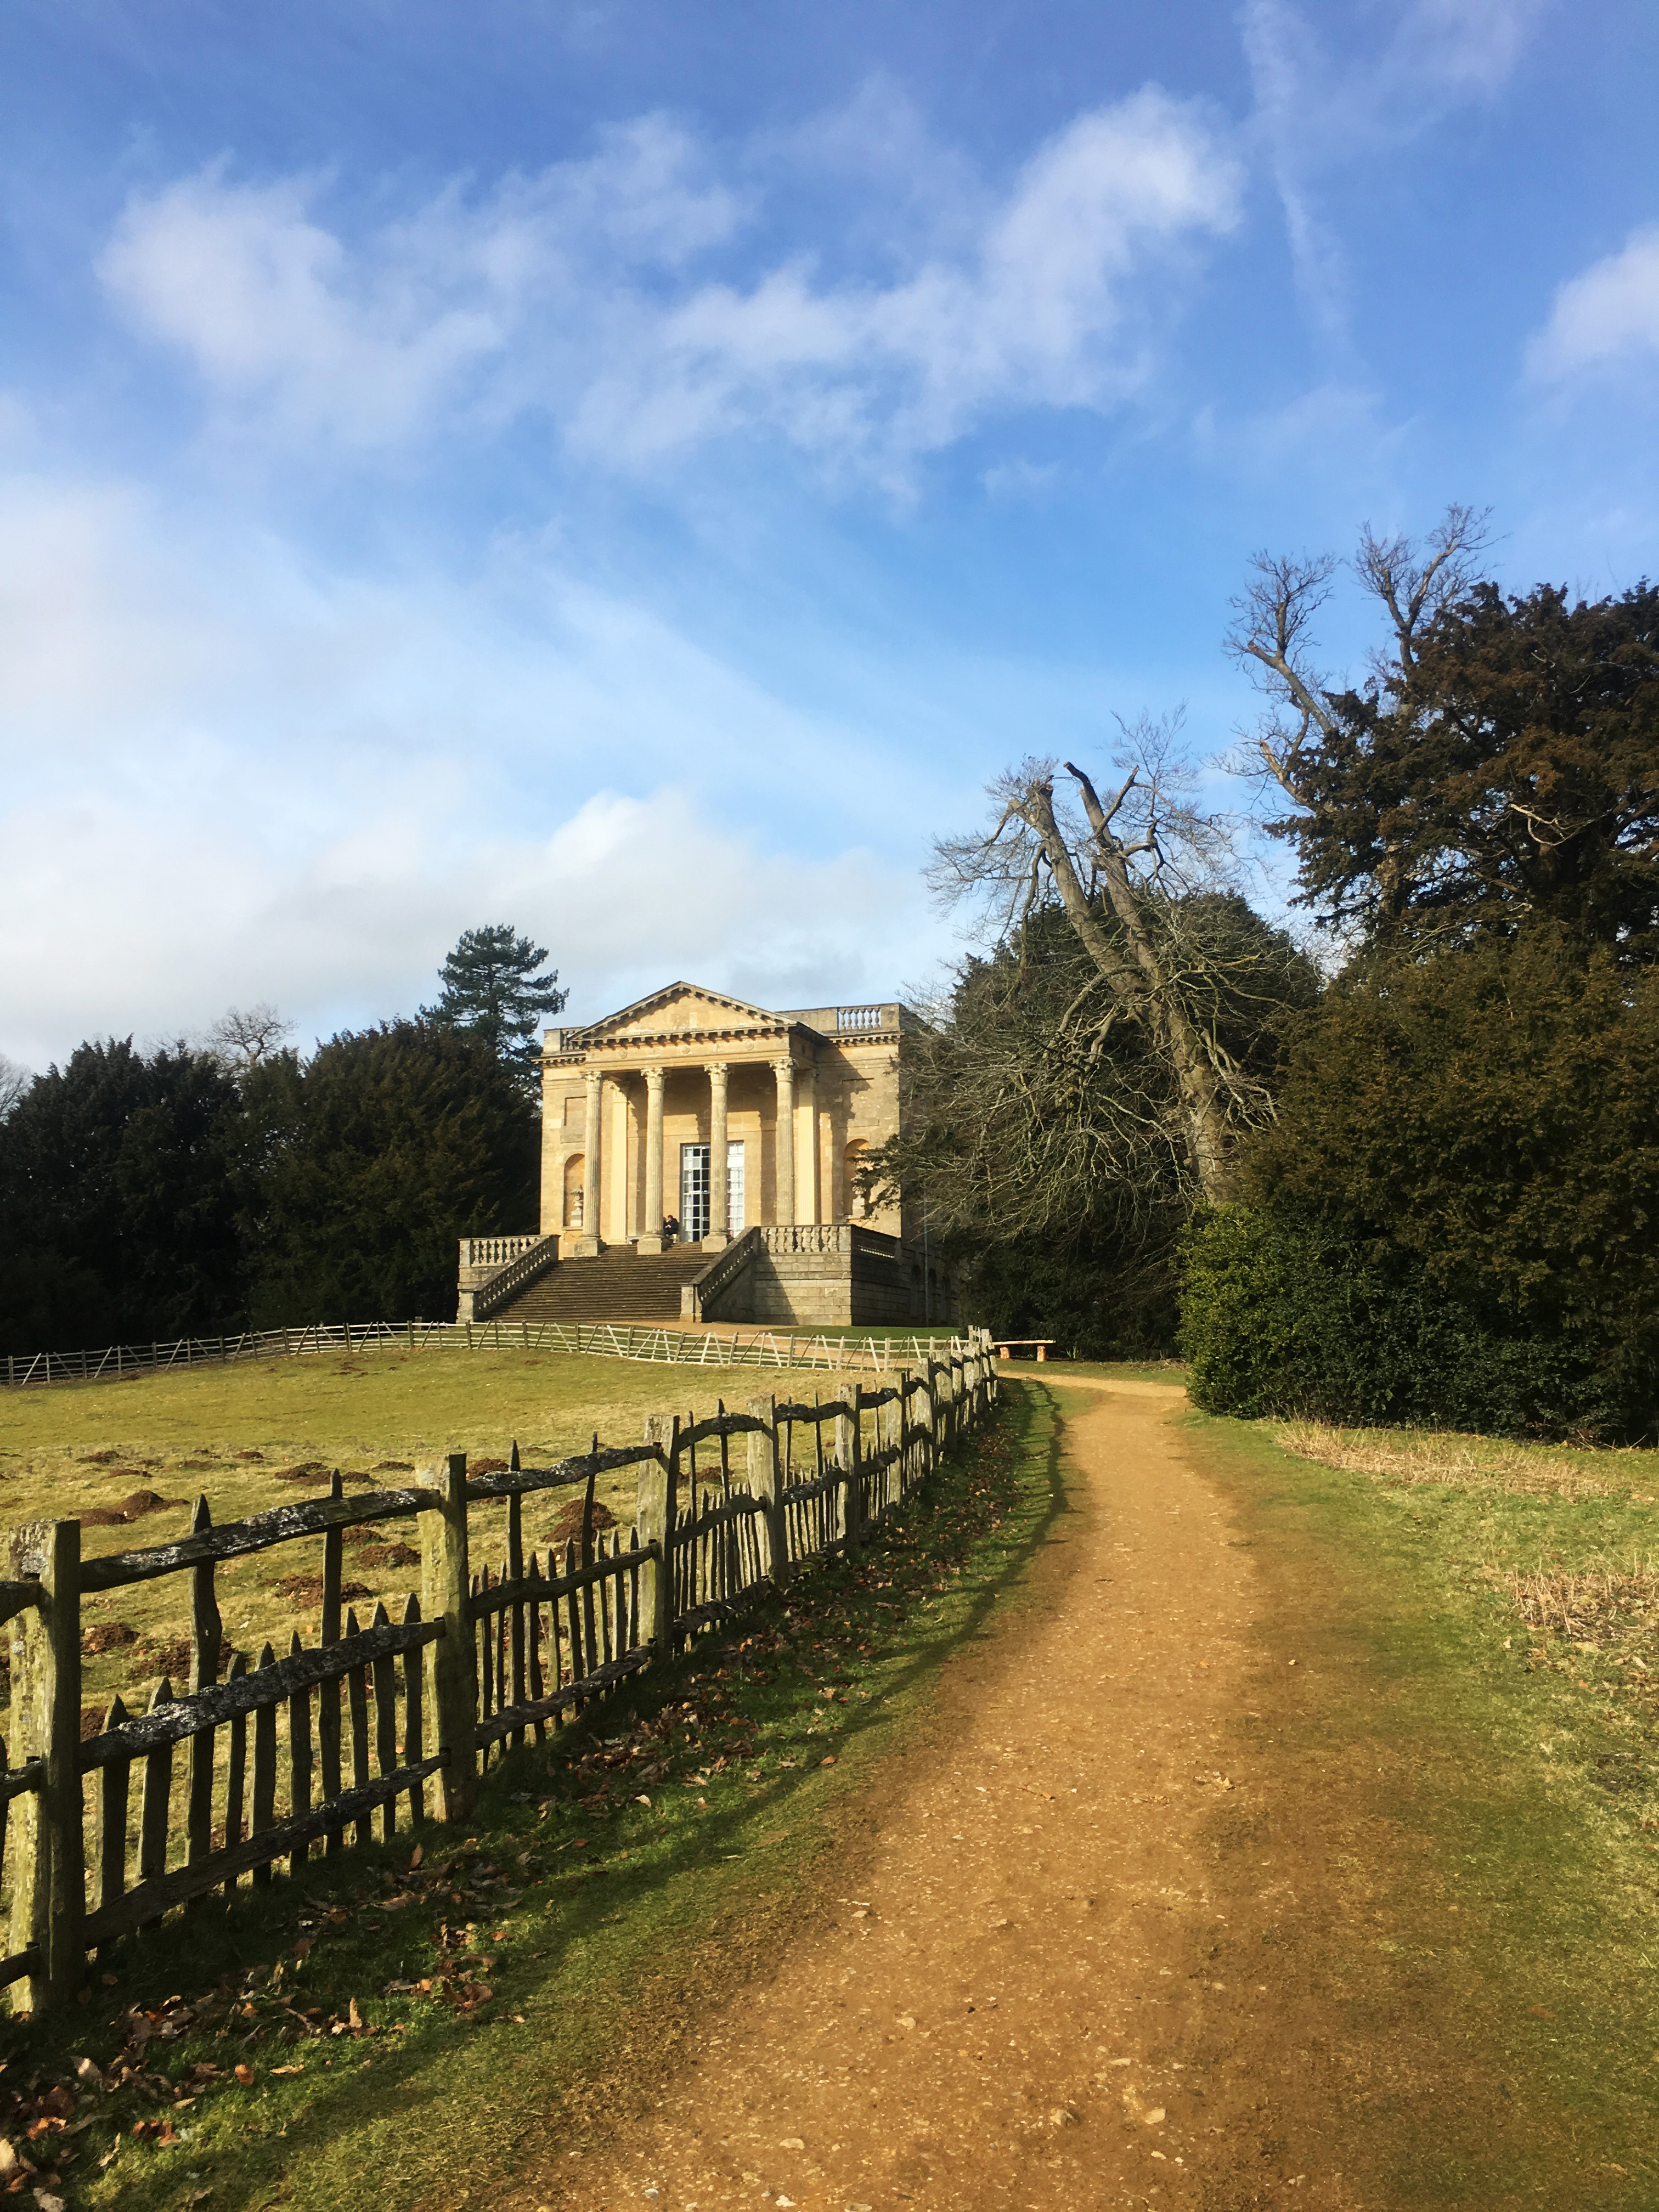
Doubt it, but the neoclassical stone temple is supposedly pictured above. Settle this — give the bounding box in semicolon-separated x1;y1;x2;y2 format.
457;983;952;1327
540;981;911;1250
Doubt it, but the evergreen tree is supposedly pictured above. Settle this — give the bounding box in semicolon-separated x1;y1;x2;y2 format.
239;1022;538;1325
0;1039;245;1353
422;925;568;1087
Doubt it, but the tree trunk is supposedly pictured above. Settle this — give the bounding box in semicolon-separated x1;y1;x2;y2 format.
1016;779;1234;1203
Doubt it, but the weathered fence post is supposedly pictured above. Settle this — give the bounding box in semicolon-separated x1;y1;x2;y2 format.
747;1395;787;1584
7;1520;84;2011
839;1385;864;1550
419;1452;475;1822
636;1415;677;1652
185;1496;222;1898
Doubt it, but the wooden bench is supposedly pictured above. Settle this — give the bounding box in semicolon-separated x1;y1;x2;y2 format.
991;1339;1056;1362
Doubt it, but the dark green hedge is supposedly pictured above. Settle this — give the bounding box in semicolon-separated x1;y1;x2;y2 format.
1181;1206;1628;1438
1180;932;1659;1443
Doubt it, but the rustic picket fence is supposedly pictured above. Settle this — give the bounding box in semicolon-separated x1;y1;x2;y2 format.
2;1319;972;1389
0;1333;997;2013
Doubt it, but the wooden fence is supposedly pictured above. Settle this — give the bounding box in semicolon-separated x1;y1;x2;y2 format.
0;1334;997;2013
2;1318;975;1390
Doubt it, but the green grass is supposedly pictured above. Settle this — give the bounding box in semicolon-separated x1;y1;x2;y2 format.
0;1346;839;1720
2;1386;1062;2212
1189;1410;1659;2205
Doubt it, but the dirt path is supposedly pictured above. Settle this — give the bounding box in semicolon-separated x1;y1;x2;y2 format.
521;1380;1375;2211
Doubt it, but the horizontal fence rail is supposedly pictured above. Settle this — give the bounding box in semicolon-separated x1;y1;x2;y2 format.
2;1318;977;1391
0;1333;998;2012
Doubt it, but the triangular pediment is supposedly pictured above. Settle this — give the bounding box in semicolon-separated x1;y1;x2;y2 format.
583;981;780;1038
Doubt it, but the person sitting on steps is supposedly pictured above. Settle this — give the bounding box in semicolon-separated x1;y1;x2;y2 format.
662;1214;680;1246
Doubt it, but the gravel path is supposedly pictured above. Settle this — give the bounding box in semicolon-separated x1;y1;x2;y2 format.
524;1379;1375;2210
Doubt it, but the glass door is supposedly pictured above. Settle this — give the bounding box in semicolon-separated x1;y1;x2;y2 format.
680;1143;710;1242
726;1141;745;1234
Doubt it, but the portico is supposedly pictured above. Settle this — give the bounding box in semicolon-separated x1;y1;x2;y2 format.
540;983;908;1255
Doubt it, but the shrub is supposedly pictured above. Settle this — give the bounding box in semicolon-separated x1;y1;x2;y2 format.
1181;932;1659;1441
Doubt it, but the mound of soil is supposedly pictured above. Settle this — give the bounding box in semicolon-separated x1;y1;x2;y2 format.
546;1498;619;1549
375;1460;414;1471
140;1633;240;1680
81;1489;188;1526
234;1450;265;1462
275;1464;380;1488
472;1457;511;1474
82;1621;138;1655
268;1573;372;1606
356;1542;421;1571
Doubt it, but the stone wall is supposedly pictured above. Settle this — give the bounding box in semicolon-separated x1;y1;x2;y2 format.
693;1227;951;1327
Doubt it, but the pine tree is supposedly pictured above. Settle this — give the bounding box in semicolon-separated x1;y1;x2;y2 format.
421;924;569;1087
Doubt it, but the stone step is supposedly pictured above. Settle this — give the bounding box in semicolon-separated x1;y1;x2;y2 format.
489;1248;713;1324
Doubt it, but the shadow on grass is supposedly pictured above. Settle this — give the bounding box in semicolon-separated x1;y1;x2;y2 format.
37;1385;1070;2212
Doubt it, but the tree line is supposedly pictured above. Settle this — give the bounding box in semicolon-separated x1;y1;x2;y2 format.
877;509;1659;1442
0;926;565;1353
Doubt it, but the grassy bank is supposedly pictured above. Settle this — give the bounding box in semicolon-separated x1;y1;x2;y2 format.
3;1384;1063;2212
1190;1410;1659;2205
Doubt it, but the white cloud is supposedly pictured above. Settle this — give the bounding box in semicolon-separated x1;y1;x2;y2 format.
97;91;1241;481
0;466;946;1068
98;119;742;447
1526;227;1659;382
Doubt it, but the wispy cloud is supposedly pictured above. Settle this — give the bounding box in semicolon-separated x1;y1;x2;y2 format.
97;90;1242;486
1526;225;1659;383
1241;0;1548;352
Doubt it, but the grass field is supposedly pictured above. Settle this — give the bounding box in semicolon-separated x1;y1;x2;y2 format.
12;1372;1659;2205
1199;1409;1659;2200
0;1379;1058;2212
0;1345;840;1729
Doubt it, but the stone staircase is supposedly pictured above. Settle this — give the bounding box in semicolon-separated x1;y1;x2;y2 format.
488;1244;713;1324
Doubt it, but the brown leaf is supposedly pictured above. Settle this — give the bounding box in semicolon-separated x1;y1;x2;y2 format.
348;2000;364;2031
820;1755;837;1767
234;2064;255;2086
409;1843;423;1870
292;1937;314;1960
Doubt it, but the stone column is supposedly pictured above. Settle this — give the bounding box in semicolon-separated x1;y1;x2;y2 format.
576;1065;603;1254
798;1061;820;1225
637;1068;665;1253
706;1062;731;1250
772;1056;796;1228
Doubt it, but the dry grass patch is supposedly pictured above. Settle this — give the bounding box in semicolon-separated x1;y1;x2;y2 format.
1273;1419;1659;1504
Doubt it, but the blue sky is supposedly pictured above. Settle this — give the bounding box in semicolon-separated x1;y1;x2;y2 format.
2;0;1656;1065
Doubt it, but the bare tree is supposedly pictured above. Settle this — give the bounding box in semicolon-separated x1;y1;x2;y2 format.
1227;504;1491;808
0;1053;31;1122
206;1003;294;1076
933;721;1298;1203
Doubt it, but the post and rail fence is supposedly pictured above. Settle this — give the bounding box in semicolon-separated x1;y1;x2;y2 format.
1;1318;980;1392
0;1334;997;2013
